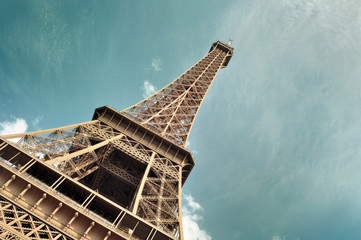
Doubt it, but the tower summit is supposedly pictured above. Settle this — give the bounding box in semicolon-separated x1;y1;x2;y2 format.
0;41;233;240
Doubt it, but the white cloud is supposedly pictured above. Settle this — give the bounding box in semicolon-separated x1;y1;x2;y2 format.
142;80;156;98
32;115;44;130
151;58;162;71
0;118;28;135
191;150;199;155
207;0;361;239
183;194;212;240
35;152;45;159
186;141;199;155
0;117;28;142
272;236;284;240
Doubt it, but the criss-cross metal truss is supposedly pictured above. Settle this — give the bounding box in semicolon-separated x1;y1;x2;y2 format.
0;41;233;240
122;41;233;147
0;197;71;240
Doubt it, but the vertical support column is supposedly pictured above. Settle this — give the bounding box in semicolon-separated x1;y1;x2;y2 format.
156;172;166;221
178;166;184;240
113;211;126;228
131;152;156;214
50;176;66;190
146;229;157;240
19;159;36;173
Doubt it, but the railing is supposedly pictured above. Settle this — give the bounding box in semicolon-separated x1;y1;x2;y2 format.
0;157;141;240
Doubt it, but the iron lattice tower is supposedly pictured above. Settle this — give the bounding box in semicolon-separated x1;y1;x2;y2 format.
0;41;233;240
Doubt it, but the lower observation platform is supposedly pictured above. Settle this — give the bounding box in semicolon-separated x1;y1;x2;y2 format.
93;105;195;185
0;138;176;240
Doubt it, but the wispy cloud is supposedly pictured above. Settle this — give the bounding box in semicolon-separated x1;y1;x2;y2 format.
203;0;361;239
31;1;71;78
191;150;199;155
0;117;28;142
183;194;212;240
185;141;199;155
142;80;156;98
32;115;44;130
272;236;284;240
272;236;299;240
151;58;162;71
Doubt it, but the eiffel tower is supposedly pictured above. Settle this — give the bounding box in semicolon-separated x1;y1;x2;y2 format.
0;41;233;240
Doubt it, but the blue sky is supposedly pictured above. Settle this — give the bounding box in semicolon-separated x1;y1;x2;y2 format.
1;1;361;240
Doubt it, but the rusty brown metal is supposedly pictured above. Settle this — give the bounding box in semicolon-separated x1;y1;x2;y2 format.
122;41;234;147
0;41;233;240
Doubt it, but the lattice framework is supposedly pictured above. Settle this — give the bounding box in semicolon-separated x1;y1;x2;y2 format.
0;197;70;240
123;42;233;147
0;41;233;240
1;120;184;238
